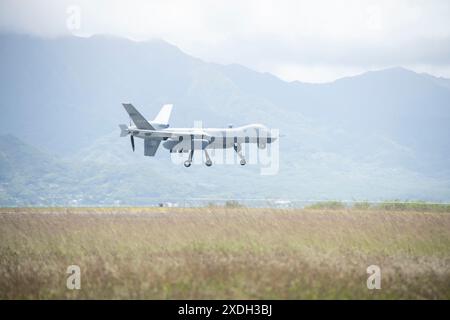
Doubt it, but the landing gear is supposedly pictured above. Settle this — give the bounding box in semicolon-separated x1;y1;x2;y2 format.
183;149;214;167
184;149;194;168
234;143;246;166
183;133;215;167
204;149;212;167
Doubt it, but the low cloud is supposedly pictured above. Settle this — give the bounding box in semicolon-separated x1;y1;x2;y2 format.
1;0;449;82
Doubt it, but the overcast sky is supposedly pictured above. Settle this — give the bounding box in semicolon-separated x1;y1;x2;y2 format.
1;0;449;82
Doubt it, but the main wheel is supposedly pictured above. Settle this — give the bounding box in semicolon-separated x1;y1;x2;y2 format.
184;161;192;167
240;159;246;166
205;160;212;167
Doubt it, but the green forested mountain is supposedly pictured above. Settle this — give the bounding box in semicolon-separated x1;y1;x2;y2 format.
0;35;449;205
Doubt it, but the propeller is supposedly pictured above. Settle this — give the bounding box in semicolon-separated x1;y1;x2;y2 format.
128;116;135;152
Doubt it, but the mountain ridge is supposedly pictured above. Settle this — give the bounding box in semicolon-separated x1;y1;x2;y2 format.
0;34;449;205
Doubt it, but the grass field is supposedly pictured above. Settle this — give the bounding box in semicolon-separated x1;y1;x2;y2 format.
1;207;449;299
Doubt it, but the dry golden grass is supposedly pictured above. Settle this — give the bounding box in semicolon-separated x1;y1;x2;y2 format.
1;207;449;299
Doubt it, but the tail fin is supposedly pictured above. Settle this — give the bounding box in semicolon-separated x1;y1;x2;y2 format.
119;124;128;137
122;103;154;130
153;104;173;127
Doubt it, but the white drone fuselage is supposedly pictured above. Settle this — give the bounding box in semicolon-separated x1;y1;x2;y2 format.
119;103;277;167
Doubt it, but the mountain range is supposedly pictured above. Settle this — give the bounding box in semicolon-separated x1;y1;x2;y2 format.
0;34;449;206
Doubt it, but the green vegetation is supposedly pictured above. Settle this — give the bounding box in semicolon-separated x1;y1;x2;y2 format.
349;200;450;212
1;207;449;299
352;201;372;210
374;200;450;212
305;201;346;210
207;200;244;208
224;200;244;208
304;200;450;212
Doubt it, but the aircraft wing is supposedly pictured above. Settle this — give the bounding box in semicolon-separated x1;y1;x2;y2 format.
139;130;211;139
